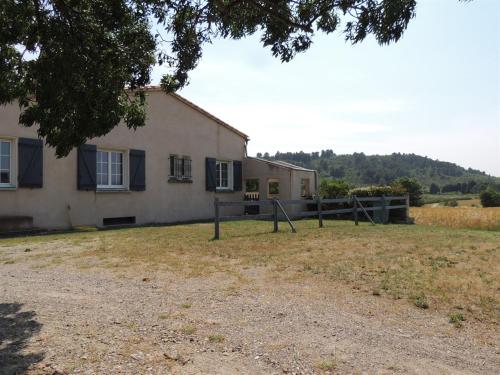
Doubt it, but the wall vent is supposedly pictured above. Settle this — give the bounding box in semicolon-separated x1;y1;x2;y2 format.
102;216;136;226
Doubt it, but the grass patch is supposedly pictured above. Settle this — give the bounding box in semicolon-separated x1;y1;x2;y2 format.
1;220;499;322
181;303;192;309
412;294;429;309
318;359;336;371
449;312;465;327
181;325;196;335
208;334;224;343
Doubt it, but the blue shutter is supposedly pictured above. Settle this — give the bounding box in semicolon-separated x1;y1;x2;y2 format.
18;138;43;188
77;144;97;190
206;157;216;191
129;149;146;191
233;160;242;191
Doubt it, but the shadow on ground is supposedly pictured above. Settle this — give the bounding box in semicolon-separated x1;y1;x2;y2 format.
0;303;43;375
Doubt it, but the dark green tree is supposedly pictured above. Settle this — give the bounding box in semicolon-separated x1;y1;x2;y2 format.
319;179;350;198
1;0;419;156
392;177;423;206
480;188;500;208
429;183;440;194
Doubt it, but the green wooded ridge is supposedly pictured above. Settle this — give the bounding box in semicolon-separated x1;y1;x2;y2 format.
257;150;500;193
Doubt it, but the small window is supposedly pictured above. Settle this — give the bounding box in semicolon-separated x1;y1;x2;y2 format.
268;179;280;197
97;150;124;189
169;155;192;181
216;160;233;190
245;178;259;192
0;139;12;186
301;178;310;197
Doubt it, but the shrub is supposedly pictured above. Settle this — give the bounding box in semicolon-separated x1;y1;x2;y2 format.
443;199;458;207
413;294;429;309
448;312;465;327
480;189;500;207
391;177;423;207
319;179;350;198
349;185;404;197
429;183;440;194
349;185;406;223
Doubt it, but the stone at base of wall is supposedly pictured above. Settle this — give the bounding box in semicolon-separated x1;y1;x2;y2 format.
0;216;34;232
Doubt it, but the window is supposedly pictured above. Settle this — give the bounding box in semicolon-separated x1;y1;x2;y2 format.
169;155;192;180
0;139;12;186
268;179;280;197
301;178;310;197
97;150;124;189
216;160;232;189
245;178;259;192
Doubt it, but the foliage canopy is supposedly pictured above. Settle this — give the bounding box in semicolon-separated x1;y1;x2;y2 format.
259;150;498;190
1;0;418;156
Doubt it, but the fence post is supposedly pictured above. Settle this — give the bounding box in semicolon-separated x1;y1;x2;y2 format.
353;196;359;226
273;198;279;232
317;196;323;228
381;195;387;224
405;193;410;220
214;197;220;240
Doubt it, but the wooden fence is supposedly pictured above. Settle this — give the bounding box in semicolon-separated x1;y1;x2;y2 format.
213;195;409;239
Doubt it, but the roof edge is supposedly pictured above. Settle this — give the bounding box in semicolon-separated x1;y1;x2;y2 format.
246;156;317;172
137;86;249;141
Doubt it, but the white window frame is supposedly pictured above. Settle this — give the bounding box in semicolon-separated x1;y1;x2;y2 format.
97;149;126;190
216;160;233;190
0;137;15;189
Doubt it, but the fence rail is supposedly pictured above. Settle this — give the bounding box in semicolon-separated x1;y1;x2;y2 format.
213;195;409;240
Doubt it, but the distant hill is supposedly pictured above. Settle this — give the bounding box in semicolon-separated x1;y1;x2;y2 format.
257;150;500;193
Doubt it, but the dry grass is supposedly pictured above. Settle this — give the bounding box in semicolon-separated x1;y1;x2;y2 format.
411;207;500;230
1;220;499;323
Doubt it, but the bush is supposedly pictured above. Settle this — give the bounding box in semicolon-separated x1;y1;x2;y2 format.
319;179;350;198
349;185;404;197
480;189;500;207
448;312;465;327
429;183;440;194
391;177;423;207
349;185;406;223
443;199;458;207
413;294;429;309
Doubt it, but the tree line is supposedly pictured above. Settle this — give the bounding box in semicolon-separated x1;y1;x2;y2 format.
257;150;499;192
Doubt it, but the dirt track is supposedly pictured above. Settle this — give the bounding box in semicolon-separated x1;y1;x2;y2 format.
1;258;498;375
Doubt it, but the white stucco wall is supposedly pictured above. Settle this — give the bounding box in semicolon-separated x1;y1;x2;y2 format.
0;90;246;229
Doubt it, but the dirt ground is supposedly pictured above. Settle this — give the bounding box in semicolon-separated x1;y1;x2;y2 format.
1;242;498;375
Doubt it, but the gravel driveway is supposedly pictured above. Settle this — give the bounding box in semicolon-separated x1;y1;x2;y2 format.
1;256;498;375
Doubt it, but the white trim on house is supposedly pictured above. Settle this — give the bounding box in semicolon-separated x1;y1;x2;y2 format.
96;148;127;191
216;160;233;190
0;137;16;189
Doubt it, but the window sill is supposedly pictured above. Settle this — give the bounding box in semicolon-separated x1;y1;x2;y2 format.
168;177;193;184
216;189;236;194
0;185;17;191
96;188;130;193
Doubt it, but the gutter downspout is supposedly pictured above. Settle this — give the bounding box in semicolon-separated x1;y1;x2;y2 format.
314;170;319;195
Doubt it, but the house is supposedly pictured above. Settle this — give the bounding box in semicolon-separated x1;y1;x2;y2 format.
0;87;317;231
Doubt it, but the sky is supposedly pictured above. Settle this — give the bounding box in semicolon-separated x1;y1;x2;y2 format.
152;0;500;176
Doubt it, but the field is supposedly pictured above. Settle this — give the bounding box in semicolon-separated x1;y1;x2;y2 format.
411;206;500;230
1;220;499;374
421;193;479;206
